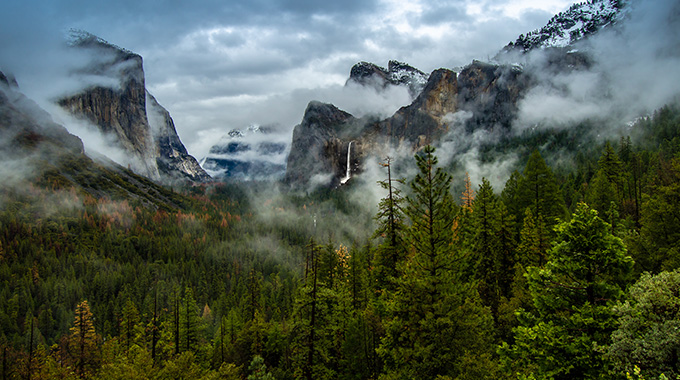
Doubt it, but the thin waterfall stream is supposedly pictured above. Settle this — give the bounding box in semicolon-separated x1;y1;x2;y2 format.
340;141;353;184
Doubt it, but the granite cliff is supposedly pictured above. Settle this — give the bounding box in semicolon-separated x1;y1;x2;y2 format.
58;31;209;183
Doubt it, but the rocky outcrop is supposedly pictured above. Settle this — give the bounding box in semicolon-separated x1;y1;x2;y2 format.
457;61;529;131
347;60;429;99
285;61;531;188
58;31;209;183
371;68;458;148
146;93;211;182
501;0;624;53
283;102;359;188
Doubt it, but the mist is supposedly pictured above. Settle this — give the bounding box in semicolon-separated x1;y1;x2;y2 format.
510;0;680;133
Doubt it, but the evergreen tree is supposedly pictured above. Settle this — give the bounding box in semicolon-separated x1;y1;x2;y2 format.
247;354;274;380
291;240;350;380
635;156;680;272
516;208;551;268
180;288;202;353
517;150;567;230
607;269;680;379
372;157;407;292
470;178;514;318
67;300;99;378
379;146;496;379
404;145;457;281
120;298;140;357
501;170;522;223
500;203;634;379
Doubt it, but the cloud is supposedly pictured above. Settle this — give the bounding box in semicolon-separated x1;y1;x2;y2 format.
511;0;680;132
1;0;577;164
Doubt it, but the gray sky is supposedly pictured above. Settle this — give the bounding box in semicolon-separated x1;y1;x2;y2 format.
1;0;575;159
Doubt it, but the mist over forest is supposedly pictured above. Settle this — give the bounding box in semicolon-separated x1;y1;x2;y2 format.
1;0;680;379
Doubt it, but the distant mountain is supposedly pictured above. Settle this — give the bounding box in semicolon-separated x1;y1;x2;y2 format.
346;60;429;99
501;0;626;53
201;125;288;180
57;30;210;183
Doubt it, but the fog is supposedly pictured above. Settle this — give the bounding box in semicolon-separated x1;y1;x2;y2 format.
509;0;680;133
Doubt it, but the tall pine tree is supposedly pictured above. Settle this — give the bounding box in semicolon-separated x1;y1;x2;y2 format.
378;146;496;379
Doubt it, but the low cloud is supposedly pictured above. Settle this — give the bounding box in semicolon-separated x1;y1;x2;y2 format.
511;0;680;133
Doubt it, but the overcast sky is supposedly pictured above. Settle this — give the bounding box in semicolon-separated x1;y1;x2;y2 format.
2;0;576;159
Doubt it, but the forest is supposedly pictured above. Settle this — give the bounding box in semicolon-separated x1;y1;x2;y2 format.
1;103;679;380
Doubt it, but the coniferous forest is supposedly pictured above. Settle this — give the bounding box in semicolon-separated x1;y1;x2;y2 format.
1;103;680;380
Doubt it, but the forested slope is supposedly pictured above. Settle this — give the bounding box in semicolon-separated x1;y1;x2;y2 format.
1;103;680;379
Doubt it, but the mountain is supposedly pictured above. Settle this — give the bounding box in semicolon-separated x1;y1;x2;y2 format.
0;70;193;209
284;60;530;189
57;30;210;183
501;0;626;53
1;71;84;158
346;60;429;99
284;0;638;190
201;125;288;180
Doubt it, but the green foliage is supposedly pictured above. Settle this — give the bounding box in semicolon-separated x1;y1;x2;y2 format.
373;157;407;292
517;150;568;230
379;146;497;379
2;102;680;379
635;157;680;272
607;270;680;379
501;203;634;379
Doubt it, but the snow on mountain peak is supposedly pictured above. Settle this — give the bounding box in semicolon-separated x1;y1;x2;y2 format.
505;0;626;52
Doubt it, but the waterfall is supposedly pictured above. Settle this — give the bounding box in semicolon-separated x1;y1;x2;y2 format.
340;141;353;185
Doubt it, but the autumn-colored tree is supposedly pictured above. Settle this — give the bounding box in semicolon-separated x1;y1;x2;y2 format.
67;300;100;378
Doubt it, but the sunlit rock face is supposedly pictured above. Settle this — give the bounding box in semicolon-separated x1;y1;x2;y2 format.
57;31;209;183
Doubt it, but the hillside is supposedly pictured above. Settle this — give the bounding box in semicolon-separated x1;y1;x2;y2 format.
0;0;679;379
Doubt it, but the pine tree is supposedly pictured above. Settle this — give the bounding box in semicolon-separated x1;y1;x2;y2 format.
372;157;407;291
470;178;514;318
517;150;567;230
404;145;457;283
461;171;475;212
500;203;634;379
180;288;202;353
379;146;496;379
120;298;140;357
516;208;551;268
68;300;99;378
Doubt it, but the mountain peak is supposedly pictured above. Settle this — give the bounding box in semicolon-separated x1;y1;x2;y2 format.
502;0;626;53
347;60;429;98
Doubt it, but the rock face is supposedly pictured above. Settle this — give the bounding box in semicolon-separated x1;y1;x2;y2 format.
1;71;84;156
347;60;429;99
146;93;211;182
285;60;531;189
202;125;288;180
372;68;459;148
57;31;209;183
283;102;358;188
456;61;529;131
